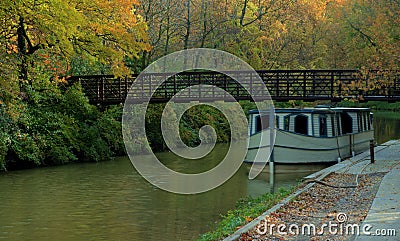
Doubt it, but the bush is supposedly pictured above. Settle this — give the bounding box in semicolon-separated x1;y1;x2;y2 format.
0;74;126;170
144;103;233;152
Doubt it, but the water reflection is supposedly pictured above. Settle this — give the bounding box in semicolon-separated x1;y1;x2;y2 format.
373;111;400;144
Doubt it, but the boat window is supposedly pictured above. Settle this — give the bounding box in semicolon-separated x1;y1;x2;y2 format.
294;115;308;135
331;115;335;136
319;115;328;137
276;116;280;129
255;114;270;133
255;115;262;133
341;112;353;134
284;115;290;131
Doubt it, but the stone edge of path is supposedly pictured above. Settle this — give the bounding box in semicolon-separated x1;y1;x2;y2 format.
353;163;400;240
222;140;400;241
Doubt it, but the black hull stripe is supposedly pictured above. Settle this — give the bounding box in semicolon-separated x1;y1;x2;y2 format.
250;129;373;138
247;139;371;151
243;160;337;165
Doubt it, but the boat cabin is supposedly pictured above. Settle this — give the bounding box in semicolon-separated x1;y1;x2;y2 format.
248;107;372;137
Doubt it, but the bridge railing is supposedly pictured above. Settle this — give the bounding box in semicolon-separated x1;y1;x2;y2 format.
66;70;400;104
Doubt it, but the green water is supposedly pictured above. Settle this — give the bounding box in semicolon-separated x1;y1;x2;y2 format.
0;145;324;241
373;111;400;144
0;112;397;240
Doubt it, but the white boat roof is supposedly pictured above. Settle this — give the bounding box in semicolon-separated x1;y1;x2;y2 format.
249;106;371;114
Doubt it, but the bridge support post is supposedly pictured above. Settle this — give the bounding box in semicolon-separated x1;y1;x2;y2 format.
269;105;275;194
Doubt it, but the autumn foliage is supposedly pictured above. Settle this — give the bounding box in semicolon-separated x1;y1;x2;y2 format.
138;0;399;71
0;0;150;83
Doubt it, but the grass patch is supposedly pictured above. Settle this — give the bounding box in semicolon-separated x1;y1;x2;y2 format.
198;187;295;241
373;111;400;120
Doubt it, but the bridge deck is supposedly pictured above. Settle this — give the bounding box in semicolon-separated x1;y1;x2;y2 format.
67;70;400;104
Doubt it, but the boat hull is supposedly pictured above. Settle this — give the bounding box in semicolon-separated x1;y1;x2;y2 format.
245;129;374;164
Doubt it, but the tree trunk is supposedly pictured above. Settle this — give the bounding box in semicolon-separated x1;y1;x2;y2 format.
183;0;191;69
17;16;28;89
200;0;208;48
183;0;191;50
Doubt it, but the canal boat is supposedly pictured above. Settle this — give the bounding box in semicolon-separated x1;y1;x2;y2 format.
245;106;374;164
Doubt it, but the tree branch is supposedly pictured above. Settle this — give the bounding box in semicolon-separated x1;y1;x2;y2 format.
240;0;249;26
347;21;377;48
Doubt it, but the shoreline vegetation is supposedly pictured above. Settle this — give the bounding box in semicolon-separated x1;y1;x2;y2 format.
0;79;126;171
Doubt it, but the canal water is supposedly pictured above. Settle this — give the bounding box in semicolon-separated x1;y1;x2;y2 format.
0;111;399;240
372;111;400;144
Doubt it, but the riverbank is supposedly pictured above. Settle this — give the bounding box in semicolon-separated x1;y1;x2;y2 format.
219;139;400;240
198;187;295;241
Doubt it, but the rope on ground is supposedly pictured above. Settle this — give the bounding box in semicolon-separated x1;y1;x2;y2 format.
304;179;358;188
